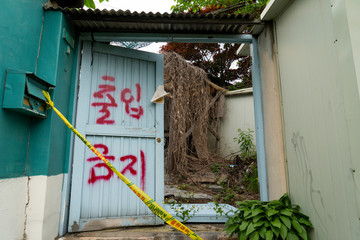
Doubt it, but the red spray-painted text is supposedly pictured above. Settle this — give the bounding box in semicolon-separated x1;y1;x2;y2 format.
87;144;146;190
92;75;144;124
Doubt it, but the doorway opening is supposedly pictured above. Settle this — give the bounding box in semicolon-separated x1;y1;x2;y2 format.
60;33;267;234
133;41;259;220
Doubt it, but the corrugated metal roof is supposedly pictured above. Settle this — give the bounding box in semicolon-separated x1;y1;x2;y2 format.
46;7;263;34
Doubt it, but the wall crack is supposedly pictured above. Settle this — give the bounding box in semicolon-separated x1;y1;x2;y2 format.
23;176;31;240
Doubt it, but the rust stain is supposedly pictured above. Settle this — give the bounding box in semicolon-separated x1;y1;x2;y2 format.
71;221;79;232
82;218;125;231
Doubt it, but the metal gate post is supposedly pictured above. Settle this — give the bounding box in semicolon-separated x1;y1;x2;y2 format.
251;37;269;201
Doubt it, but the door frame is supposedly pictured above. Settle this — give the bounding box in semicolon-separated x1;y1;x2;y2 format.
68;42;165;232
59;33;267;235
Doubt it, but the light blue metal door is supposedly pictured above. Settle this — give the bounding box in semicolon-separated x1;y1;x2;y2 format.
68;42;164;232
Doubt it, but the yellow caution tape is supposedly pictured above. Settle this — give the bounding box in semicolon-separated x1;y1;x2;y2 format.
42;91;203;240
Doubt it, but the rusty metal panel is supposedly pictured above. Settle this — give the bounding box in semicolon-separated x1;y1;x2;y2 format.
68;42;164;232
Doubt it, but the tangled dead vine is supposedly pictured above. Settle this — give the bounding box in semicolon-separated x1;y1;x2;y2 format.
162;51;225;180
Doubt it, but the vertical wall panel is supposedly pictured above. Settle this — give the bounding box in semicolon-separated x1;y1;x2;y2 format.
275;0;360;239
69;42;164;232
219;90;255;158
258;24;287;200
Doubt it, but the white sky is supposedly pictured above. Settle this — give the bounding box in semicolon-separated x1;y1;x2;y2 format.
94;0;174;13
94;0;243;83
94;0;174;53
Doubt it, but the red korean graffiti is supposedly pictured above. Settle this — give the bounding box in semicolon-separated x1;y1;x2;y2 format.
87;144;115;184
91;76;117;125
120;83;144;119
87;144;146;190
92;76;144;124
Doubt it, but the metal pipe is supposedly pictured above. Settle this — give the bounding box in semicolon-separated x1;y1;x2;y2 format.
251;37;269;201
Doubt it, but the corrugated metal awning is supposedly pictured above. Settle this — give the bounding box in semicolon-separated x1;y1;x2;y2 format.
46;7;263;34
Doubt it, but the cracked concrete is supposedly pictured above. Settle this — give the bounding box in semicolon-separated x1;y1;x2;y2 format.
58;223;237;240
23;176;31;240
164;185;213;203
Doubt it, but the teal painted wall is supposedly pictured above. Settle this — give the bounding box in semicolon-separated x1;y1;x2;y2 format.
0;0;45;177
27;11;78;176
0;1;77;178
47;13;78;176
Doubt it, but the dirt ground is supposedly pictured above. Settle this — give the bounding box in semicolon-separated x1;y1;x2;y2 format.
165;155;259;206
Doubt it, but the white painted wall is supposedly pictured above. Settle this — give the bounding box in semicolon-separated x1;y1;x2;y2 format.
0;174;63;240
218;88;255;158
0;177;28;240
42;174;64;239
345;0;360;96
264;0;360;239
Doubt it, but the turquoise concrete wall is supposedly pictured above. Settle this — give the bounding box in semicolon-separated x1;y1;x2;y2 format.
0;0;44;177
0;0;77;178
47;13;78;176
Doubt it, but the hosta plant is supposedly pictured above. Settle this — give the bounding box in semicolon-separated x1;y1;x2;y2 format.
224;193;313;240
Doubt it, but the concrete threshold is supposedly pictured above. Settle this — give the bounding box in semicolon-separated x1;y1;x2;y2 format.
58;223;236;240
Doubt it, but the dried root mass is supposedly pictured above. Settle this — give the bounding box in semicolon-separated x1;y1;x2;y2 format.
162;51;224;180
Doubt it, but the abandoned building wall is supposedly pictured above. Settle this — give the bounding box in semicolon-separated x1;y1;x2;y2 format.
345;0;360;96
0;1;78;239
264;0;360;239
217;88;255;158
257;24;287;201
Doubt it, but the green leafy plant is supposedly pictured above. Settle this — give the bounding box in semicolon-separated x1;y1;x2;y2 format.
178;184;189;190
84;0;109;9
237;0;270;16
171;0;269;17
183;192;195;203
227;80;251;90
215;187;241;205
167;202;201;223
212;163;221;173
234;128;256;159
213;202;225;218
244;165;259;193
224;194;313;240
223;190;236;204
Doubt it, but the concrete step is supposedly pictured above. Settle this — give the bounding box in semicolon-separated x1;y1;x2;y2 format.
58;224;236;240
164;185;213;203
